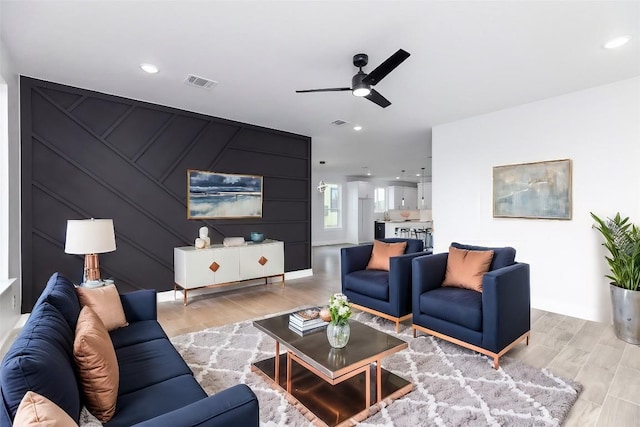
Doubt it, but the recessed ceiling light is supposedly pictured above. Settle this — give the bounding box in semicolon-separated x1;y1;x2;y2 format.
353;125;363;131
140;63;159;74
604;35;631;49
396;176;400;180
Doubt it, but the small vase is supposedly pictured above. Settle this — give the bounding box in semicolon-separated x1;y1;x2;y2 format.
327;322;350;348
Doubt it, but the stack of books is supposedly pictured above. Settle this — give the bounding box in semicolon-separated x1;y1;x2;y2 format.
289;307;328;335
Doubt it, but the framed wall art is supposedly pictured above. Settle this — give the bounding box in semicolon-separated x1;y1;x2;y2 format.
493;159;572;220
187;170;263;219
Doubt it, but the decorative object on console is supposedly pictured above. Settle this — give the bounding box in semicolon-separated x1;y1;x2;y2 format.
223;236;246;247
493;159;572;220
195;238;206;249
187;169;263;219
199;226;211;247
64;218;116;283
326;293;352;348
591;212;640;344
250;232;264;243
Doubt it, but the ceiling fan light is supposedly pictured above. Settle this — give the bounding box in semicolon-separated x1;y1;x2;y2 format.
353;86;370;97
604;35;631;49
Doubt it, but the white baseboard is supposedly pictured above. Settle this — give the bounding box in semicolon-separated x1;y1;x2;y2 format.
285;269;312;280
312;240;348;247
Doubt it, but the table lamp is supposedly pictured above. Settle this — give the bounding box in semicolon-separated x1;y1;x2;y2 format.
65;218;116;283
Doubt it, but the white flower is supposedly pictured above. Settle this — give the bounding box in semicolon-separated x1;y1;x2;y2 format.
338;306;349;316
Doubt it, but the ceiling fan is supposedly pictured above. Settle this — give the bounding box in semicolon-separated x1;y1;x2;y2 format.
296;49;410;108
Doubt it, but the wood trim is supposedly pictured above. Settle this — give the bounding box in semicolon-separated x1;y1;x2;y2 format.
352;303;412;333
411;324;530;369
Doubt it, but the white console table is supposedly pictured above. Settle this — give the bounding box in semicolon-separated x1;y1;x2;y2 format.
174;239;284;305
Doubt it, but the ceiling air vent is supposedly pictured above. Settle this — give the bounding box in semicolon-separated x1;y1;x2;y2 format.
331;119;347;126
184;74;218;89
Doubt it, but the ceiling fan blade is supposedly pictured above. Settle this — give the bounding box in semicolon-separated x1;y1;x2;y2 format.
362;49;410;86
364;89;391;108
296;87;351;93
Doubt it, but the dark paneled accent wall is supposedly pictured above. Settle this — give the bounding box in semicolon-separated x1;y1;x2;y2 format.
20;77;311;312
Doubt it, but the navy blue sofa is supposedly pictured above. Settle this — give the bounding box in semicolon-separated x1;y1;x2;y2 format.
341;238;426;332
411;242;531;369
0;273;259;426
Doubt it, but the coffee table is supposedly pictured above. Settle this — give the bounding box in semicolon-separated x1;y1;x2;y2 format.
252;312;412;426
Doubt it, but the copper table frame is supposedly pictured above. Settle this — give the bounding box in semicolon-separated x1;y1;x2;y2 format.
253;313;412;426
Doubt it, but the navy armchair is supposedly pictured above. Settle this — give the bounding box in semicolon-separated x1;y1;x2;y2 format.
341;238;425;332
411;242;530;369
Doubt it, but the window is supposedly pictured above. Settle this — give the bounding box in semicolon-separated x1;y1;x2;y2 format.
323;184;341;229
374;187;386;212
0;77;7;279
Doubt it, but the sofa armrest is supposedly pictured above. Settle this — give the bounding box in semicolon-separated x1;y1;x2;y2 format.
412;253;448;314
132;384;259;427
340;245;373;281
481;263;531;353
120;289;157;322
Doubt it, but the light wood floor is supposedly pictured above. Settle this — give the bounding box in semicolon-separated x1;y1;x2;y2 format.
158;244;640;426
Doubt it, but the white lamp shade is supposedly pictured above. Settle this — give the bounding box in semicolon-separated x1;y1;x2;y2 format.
65;219;116;255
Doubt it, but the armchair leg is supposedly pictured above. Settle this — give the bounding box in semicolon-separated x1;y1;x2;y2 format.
412;324;530;370
412;327;417;338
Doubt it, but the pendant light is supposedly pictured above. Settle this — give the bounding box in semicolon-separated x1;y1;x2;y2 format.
401;170;405;207
421;167;425;207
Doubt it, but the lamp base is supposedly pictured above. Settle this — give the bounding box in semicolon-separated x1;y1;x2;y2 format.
84;253;101;282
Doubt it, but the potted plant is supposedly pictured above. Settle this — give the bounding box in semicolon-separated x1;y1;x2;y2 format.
591;212;640;344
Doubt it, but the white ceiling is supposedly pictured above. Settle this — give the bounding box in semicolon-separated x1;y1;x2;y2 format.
1;1;639;183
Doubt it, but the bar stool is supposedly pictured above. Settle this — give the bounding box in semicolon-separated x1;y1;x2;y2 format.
413;228;428;249
395;227;411;238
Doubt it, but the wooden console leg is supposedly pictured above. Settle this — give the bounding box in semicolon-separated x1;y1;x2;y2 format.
183;289;188;306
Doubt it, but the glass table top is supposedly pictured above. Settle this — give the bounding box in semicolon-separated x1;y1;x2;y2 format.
253;312;408;379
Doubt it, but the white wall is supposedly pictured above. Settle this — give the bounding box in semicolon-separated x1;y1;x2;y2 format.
0;34;22;342
432;77;640;323
311;171;349;246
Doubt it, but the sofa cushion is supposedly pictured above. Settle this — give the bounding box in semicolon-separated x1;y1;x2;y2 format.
116;339;192;396
13;391;79;427
105;375;206;427
109;320;168;349
442;246;494;292
451;242;516;271
366;240;407;271
419;287;483;331
344;270;389;301
35;272;81;331
74;306;119;422
77;284;129;331
0;302;81;423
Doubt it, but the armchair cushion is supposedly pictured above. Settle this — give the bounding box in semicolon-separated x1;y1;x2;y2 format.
366;240;407;271
343;270;389;300
451;242;515;271
419;287;483;331
442;246;494;292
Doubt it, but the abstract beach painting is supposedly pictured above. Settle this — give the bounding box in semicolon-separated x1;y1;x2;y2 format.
187;170;263;219
493;159;571;220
